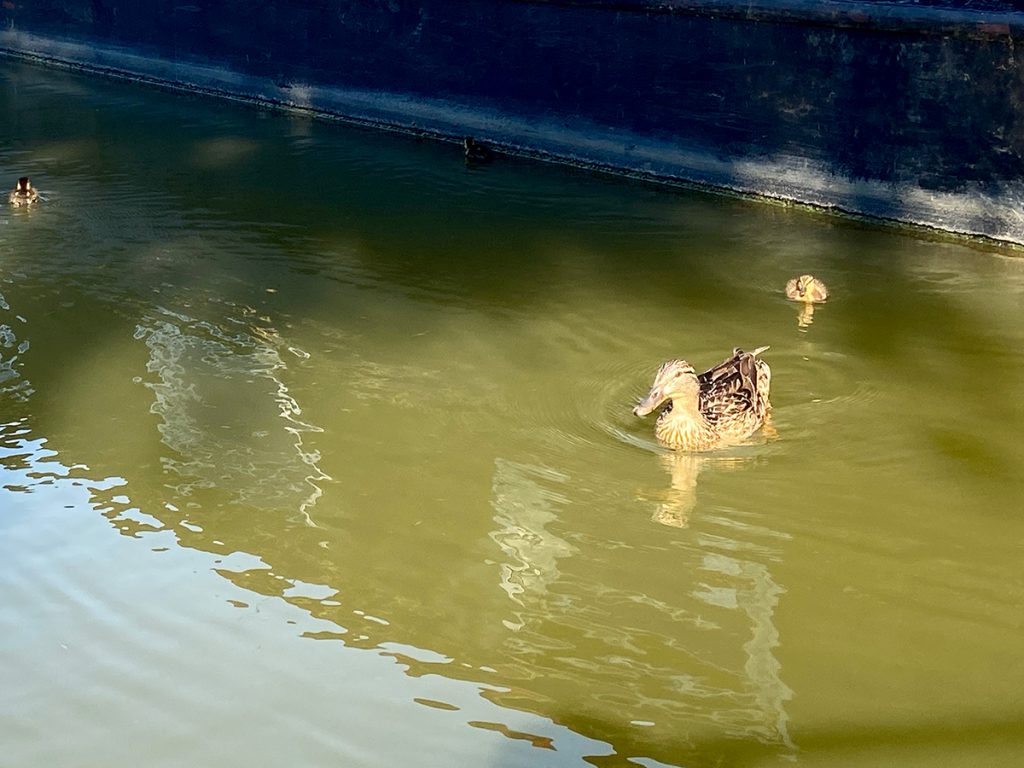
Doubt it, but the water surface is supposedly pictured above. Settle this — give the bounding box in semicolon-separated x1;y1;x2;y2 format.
1;61;1023;768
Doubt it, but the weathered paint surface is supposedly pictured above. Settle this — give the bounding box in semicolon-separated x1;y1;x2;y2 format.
2;1;1023;243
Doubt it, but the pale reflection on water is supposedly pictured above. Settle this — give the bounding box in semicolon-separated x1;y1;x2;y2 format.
490;458;576;625
796;301;817;328
137;307;326;525
0;287;32;401
491;455;793;749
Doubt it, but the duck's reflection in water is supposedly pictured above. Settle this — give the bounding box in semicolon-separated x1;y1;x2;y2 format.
650;452;705;528
796;301;817;328
649;440;773;528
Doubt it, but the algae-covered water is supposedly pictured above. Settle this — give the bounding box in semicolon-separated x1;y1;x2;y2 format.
1;61;1022;767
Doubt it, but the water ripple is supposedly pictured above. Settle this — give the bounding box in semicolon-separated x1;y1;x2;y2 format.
135;306;328;525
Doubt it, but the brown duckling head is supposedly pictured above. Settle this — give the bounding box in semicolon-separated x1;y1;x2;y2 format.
785;274;828;303
9;176;39;207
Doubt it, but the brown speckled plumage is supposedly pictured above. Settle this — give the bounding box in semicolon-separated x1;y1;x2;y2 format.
8;177;38;207
633;347;771;451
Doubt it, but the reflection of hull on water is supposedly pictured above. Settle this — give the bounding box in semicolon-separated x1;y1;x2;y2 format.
135;307;327;524
0;288;33;402
489;458;576;628
694;547;794;747
488;455;794;749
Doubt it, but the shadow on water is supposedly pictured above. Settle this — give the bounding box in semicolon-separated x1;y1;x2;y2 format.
4;57;1021;302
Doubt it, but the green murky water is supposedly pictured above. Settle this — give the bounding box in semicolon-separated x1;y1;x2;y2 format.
1;61;1022;768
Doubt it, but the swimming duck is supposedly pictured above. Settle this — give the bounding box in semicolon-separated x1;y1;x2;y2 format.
633;346;772;451
785;274;828;303
463;137;494;163
8;177;39;207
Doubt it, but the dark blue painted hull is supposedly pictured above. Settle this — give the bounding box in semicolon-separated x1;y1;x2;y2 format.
3;1;1023;243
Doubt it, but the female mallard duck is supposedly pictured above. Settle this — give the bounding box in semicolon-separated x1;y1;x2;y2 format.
8;177;39;207
785;274;828;303
633;346;772;451
463;137;494;163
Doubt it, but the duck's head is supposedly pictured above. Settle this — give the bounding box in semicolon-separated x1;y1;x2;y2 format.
14;177;33;194
786;274;828;303
633;359;699;417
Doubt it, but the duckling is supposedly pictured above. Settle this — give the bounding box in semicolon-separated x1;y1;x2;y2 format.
8;177;39;207
463;137;494;163
633;346;772;451
786;275;828;327
785;274;828;303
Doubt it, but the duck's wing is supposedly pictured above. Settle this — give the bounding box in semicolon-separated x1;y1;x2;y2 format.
702;388;756;426
692;347;771;437
697;347;744;391
698;348;763;401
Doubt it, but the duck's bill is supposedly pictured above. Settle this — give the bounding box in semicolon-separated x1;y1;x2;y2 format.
633;390;664;417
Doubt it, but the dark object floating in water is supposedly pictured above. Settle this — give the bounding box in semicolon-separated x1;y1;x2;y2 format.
463;137;494;163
